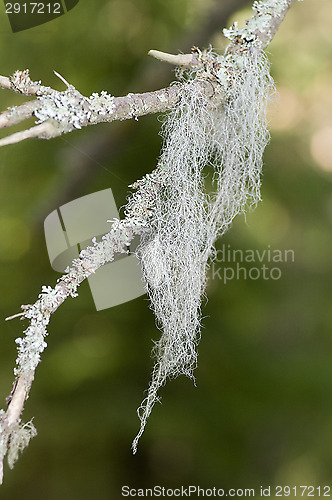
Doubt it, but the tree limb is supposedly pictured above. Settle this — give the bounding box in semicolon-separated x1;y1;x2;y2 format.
0;155;167;483
0;75;218;147
222;0;298;50
0;0;302;484
0;1;298;148
29;0;254;228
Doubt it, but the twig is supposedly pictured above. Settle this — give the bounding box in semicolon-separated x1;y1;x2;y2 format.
0;100;40;129
53;70;71;88
255;0;298;48
5;312;27;321
148;49;201;68
0;122;59;147
0;76;11;91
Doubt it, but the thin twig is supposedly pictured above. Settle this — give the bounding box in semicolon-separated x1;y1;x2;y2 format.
5;312;27;321
53;70;71;88
0;100;39;129
0;76;11;90
148;50;201;68
0;122;58;147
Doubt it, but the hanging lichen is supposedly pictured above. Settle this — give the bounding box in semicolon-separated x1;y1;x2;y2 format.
131;46;275;452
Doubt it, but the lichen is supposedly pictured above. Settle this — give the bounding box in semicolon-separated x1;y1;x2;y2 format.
35;87;89;130
7;420;37;469
88;91;115;120
223;0;300;48
131;46;275;452
9;69;51;96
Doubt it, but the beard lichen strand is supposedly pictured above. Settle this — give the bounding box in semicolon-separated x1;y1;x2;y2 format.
131;46;274;452
205;48;275;247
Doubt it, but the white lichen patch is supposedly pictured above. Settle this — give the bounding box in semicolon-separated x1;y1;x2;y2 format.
253;0;290;16
9;69;50;95
223;22;241;41
0;410;6;438
223;0;298;47
88;91;115;119
14;319;48;376
35;87;89;130
125;166;167;227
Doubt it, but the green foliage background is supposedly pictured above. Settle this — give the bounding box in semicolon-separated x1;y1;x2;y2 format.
0;0;331;498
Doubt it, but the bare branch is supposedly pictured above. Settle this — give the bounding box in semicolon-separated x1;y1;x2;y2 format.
0;100;39;129
0;76;11;90
5;312;27;321
148;49;202;68
0;122;59;147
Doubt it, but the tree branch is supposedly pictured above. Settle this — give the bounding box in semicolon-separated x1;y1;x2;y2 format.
0;0;302;484
222;0;298;50
29;0;253;228
0;157;166;483
0;75;218;147
0;1;298;148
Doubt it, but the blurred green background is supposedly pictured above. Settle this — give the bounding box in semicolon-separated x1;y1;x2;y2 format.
0;0;331;498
